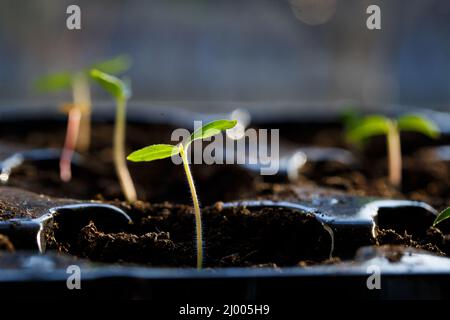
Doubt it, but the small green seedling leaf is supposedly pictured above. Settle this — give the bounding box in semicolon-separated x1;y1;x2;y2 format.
127;144;179;162
397;115;440;139
346;115;390;144
90;55;132;75
127;120;238;162
188;119;238;146
34;72;73;92
433;207;450;227
90;69;131;100
35;55;131;94
340;107;362;130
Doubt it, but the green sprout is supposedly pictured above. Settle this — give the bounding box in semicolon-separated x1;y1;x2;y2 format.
127;119;238;269
346;114;440;188
433;207;450;227
90;69;137;203
35;55;131;182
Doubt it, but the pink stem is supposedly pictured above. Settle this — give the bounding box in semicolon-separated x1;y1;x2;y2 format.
60;107;81;182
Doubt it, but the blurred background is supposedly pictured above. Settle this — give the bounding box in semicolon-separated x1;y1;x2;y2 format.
0;0;449;113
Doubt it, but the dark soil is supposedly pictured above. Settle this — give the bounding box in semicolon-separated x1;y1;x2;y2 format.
0;119;450;267
49;202;332;267
375;227;447;256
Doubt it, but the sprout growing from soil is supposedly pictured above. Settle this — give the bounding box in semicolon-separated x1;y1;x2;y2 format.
127;119;238;269
347;114;440;188
433;207;450;227
35;55;131;182
90;69;137;203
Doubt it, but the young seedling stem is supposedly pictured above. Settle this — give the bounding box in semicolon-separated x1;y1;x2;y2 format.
59;105;81;182
90;69;137;202
60;73;90;181
179;143;203;269
114;96;137;202
127;119;237;269
73;73;92;152
386;120;402;188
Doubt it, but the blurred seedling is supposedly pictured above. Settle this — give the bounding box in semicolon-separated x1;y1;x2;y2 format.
35;55;131;182
346;114;440;188
90;69;137;203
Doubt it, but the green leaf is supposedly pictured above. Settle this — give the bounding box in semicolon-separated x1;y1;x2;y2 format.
433;207;450;227
340;108;361;130
346;115;391;143
90;55;132;75
397;114;440;139
187;119;238;146
90;69;131;100
127;144;179;162
34;72;73;92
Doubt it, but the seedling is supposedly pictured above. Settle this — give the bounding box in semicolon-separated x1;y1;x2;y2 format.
127;119;238;269
35;55;131;182
433;207;450;227
346;114;440;188
90;69;137;203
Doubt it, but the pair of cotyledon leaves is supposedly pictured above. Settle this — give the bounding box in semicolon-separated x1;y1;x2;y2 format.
346;114;440;144
35;55;131;94
127;119;238;162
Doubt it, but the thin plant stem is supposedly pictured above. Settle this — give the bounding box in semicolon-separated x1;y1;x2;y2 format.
60;74;91;182
60;106;81;182
387;120;402;188
179;143;203;270
114;97;137;202
73;73;92;152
